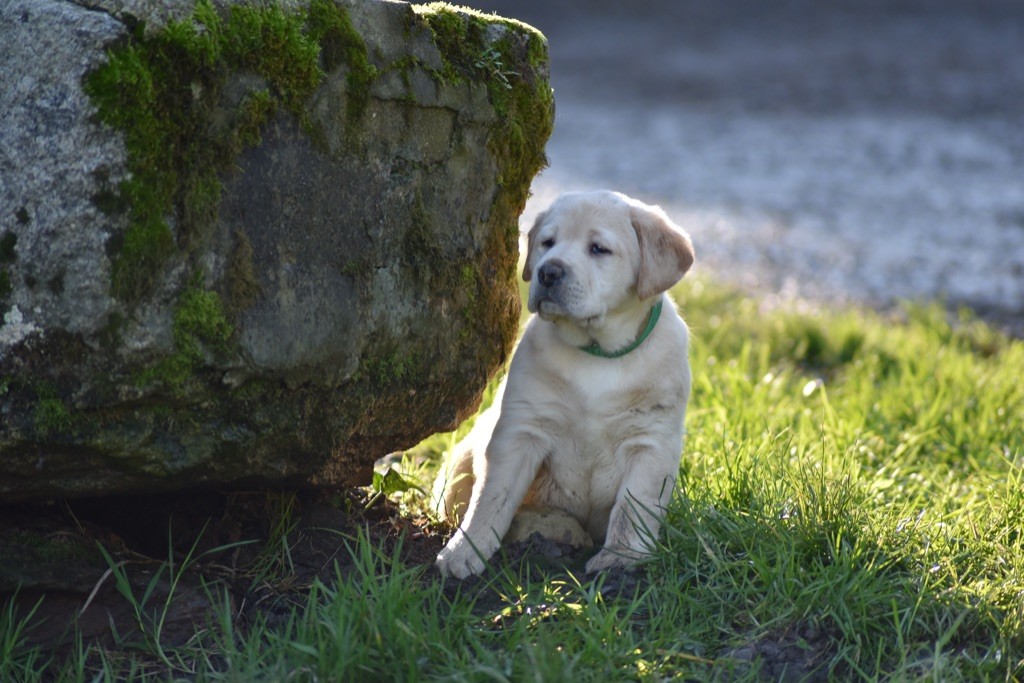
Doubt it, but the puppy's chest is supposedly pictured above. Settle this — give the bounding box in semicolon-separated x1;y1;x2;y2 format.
534;381;670;512
558;375;672;449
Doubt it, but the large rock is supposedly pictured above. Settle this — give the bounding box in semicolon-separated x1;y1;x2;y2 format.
0;0;553;501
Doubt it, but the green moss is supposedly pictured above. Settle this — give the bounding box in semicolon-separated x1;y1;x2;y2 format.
221;3;322;115
140;279;233;389
5;530;96;563
229;377;278;402
403;195;441;277
383;55;420;105
175;284;233;353
458;263;478;321
224;228;260;314
84;0;330;303
489;58;553;190
413;2;548;110
233;89;277;148
307;0;377;124
411;3;552;367
339;254;372;280
414;4;472;83
413;3;553;191
86;23;200;298
363;347;423;387
34;398;72;436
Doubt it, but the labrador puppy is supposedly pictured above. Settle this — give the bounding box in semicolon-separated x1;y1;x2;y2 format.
433;190;694;579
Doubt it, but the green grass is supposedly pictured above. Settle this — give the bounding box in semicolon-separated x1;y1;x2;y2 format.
3;277;1022;681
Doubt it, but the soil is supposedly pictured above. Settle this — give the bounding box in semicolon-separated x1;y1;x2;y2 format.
0;489;599;663
0;490;440;655
2;490;835;679
722;621;841;682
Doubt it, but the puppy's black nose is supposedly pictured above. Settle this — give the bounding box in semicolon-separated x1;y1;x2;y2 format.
538;261;565;287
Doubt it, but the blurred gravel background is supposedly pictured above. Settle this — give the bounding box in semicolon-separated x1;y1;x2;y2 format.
464;0;1024;329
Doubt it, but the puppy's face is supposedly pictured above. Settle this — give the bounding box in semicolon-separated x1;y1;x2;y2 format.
525;192;639;323
523;191;695;326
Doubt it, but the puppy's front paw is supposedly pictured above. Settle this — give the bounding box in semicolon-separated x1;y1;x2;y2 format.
585;547;640;574
435;533;493;579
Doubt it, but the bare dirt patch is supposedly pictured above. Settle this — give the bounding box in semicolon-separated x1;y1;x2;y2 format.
1;490;446;656
3;489;838;679
1;488;605;666
722;621;840;682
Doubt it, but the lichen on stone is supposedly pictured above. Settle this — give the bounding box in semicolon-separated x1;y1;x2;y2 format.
0;305;40;355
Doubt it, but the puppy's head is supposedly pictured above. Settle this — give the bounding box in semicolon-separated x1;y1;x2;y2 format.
523;191;694;325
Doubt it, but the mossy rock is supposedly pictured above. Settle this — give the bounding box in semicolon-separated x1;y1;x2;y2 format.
0;0;553;501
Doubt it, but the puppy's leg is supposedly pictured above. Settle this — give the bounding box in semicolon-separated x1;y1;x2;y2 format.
435;430;547;579
586;451;677;573
431;444;474;524
433;398;506;524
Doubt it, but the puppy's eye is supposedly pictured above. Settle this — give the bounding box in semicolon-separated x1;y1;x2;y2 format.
540;238;555;249
590;242;612;256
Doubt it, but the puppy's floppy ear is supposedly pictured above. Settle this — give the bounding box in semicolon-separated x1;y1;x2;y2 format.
631;202;695;299
521;210;548;281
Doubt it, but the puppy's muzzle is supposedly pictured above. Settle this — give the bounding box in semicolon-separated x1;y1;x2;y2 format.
538;260;567;288
532;259;574;315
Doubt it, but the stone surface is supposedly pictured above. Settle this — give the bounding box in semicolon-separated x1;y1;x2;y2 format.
0;0;553;501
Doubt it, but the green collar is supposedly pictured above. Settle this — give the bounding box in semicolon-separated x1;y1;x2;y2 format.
579;299;663;359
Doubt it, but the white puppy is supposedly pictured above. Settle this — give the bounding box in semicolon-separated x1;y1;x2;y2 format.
433;190;694;579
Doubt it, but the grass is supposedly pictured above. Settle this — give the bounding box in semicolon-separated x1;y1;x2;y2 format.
2;276;1022;681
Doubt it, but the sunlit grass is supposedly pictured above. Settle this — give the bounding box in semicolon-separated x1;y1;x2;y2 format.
4;276;1022;681
658;277;1024;679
